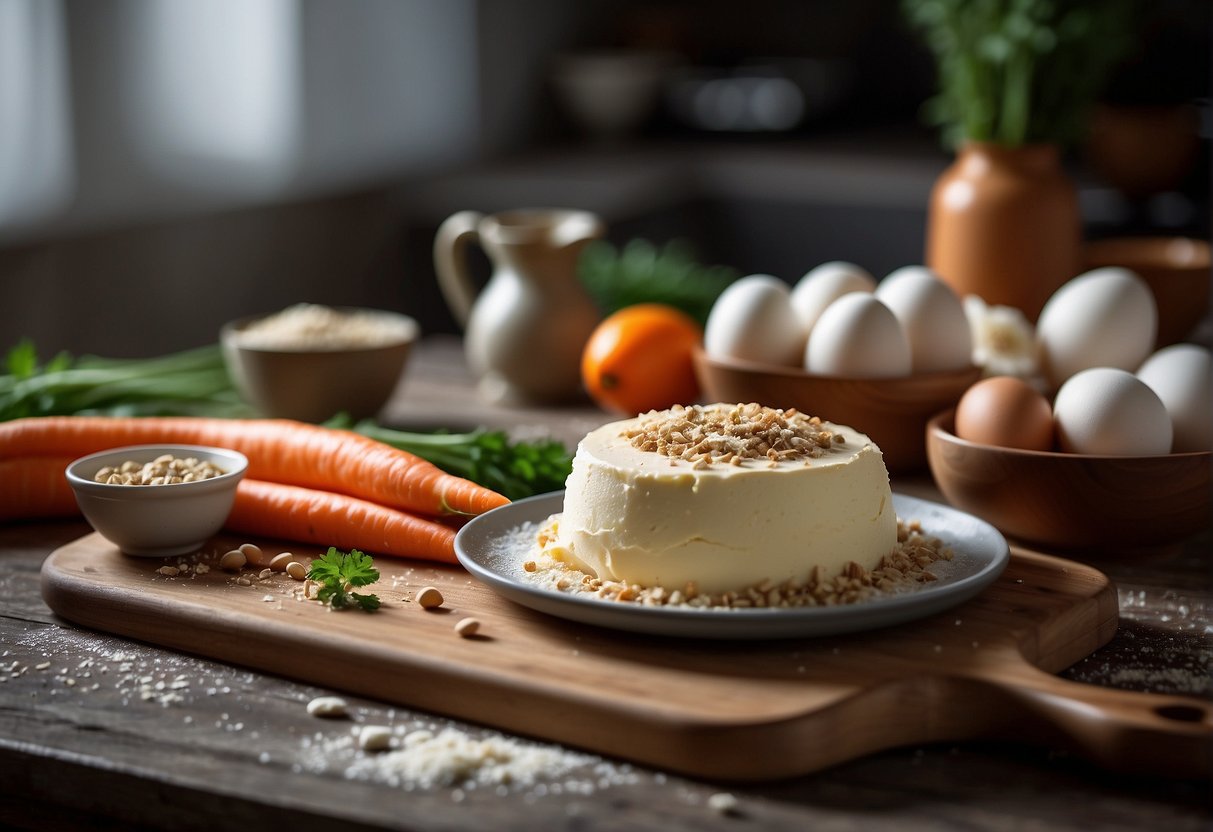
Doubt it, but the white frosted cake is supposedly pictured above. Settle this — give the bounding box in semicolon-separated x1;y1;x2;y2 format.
544;402;897;595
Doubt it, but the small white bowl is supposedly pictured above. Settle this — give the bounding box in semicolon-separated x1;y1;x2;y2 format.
65;444;249;557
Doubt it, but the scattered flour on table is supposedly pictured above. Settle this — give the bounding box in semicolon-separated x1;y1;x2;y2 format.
16;625;712;809
14;626;256;707
297;721;641;797
16;626;682;806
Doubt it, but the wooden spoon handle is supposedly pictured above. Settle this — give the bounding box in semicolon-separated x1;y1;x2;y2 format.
977;665;1212;778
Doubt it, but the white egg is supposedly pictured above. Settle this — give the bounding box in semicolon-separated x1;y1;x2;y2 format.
874;266;973;372
789;261;876;333
1136;344;1212;452
805;293;912;378
704;274;805;366
1053;367;1172;456
1036;267;1157;387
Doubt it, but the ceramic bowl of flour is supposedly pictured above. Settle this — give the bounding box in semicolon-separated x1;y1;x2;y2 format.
221;304;419;423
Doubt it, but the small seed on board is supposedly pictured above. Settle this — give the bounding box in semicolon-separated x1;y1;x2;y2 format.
416;586;444;609
238;543;263;561
285;561;307;580
454;618;480;638
357;725;394;752
306;696;348;718
219;550;246;572
707;792;740;816
268;552;294;572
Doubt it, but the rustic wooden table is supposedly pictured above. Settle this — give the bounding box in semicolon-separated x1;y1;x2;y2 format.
2;337;1210;831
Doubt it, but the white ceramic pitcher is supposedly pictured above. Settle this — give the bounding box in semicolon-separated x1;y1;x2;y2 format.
433;208;605;404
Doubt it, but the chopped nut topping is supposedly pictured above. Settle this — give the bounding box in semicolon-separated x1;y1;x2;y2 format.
621;403;843;467
525;516;951;610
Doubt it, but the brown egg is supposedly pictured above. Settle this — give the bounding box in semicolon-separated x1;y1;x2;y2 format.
955;376;1055;451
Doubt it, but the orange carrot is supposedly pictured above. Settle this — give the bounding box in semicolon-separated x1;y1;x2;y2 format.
1;456;457;563
0;416;509;517
227;480;456;563
0;456;78;520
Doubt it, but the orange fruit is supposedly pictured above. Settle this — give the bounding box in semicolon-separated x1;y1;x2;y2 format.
581;303;703;416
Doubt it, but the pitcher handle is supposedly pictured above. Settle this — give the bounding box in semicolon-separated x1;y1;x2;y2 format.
433;210;484;328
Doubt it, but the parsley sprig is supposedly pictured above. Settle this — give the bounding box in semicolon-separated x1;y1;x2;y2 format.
307;548;381;612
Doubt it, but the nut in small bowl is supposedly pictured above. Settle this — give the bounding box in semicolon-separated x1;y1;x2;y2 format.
926;410;1211;555
221;304;420;423
65;444;249;557
692;347;980;473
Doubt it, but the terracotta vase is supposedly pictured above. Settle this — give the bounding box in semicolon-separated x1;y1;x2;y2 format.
926;142;1081;321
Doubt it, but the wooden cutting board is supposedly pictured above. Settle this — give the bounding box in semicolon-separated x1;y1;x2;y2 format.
40;533;1211;781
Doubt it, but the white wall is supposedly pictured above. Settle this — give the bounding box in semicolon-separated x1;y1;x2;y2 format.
0;0;74;229
0;0;481;243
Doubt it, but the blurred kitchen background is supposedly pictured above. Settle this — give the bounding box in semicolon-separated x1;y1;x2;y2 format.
1;0;1208;358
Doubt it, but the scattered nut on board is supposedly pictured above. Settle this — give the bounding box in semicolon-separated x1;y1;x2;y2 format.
454;617;480;638
285;561;307;580
268;552;294;571
219;550;246;572
707;793;739;816
416;586;444;609
357;725;394;752
306;696;348;718
238;543;263;562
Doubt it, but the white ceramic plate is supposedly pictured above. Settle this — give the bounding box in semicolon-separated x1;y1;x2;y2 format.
455;491;1009;639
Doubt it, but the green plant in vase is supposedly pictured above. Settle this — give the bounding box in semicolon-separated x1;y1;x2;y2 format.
906;0;1136;148
903;0;1136;320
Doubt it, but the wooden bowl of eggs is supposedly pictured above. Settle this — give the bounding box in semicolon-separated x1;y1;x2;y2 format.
693;263;981;473
927;347;1212;554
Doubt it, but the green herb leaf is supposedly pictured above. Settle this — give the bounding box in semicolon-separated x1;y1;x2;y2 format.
306;548;346;584
903;0;1137;148
307;547;382;612
5;339;38;379
0;340;252;422
351;592;381;612
341;549;380;587
577;238;738;327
